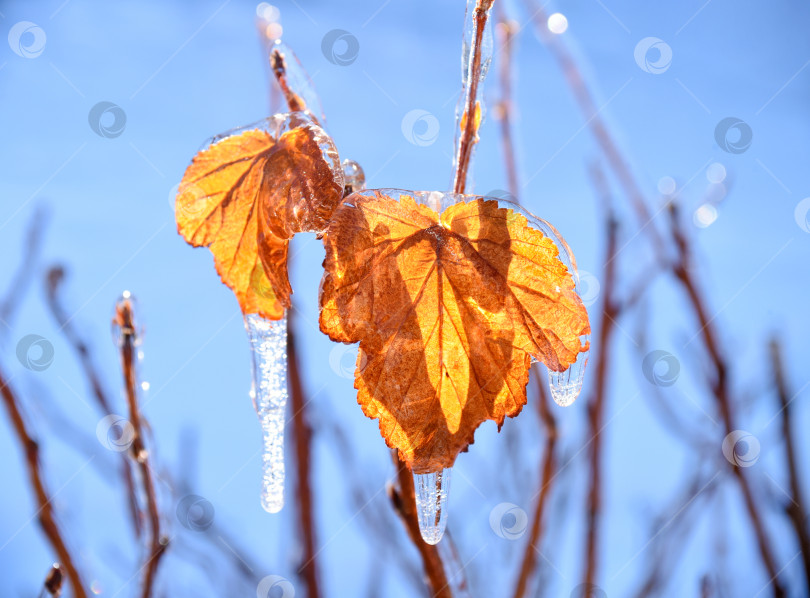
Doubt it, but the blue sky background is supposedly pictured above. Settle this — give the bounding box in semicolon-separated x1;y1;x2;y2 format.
1;0;809;596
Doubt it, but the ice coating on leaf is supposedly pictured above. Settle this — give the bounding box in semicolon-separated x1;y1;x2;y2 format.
414;468;451;544
245;313;289;513
319;189;590;472
175;111;344;319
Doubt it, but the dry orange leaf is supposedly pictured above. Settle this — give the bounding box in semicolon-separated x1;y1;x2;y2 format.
320;191;590;473
176;112;343;319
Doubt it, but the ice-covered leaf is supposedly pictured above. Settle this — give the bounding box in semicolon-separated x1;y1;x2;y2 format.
319;191;590;472
176;112;343;319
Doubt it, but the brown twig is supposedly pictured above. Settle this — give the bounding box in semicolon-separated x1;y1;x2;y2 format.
770;338;810;591
668;206;784;597
0;366;88;598
511;369;558;598
270;46;306;114
0;205;47;330
523;0;664;255
114;298;167;598
494;8;519;202
524;2;783;589
287;308;321;598
389;452;453;598
45;266;142;538
453;0;495;195
582;212;620;589
630;468;720;598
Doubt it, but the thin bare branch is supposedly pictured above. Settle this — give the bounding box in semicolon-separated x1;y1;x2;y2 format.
770;337;810;591
0;205;47;330
494;8;520;202
511;369;558;598
668;206;784;597
0;366;88;598
453;0;495;195
582;214;620;589
45;265;142;538
287;308;321;598
114;298;167;598
389;452;453;598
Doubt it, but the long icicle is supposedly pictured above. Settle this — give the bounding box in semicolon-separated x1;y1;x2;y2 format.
245;313;289;513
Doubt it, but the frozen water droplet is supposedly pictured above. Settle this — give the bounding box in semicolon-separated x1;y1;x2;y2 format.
548;349;588;407
245;313;289;514
342;159;365;194
413;467;451;544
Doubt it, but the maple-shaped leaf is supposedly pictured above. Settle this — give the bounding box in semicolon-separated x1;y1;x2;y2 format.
176;112;343;319
319;190;590;473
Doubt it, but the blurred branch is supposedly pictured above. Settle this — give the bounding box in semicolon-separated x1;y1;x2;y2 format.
45;265;142;538
582;212;620;589
523;0;663;254
667;206;784;597
0;366;88;598
389;453;453;598
630;468;719;598
0;205;47;330
453;0;495;195
494;8;520;202
511;369;558;598
287;308;321;598
770;338;810;591
114;298;167;598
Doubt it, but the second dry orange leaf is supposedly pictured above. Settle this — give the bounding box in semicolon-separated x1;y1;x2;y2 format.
320;191;590;473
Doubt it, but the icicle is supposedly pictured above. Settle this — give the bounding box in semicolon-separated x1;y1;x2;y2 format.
244;312;289;513
548;253;591;406
413;468;451;544
548;349;588;407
